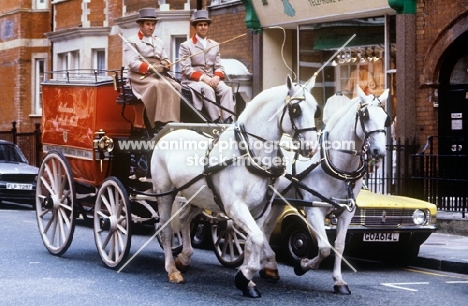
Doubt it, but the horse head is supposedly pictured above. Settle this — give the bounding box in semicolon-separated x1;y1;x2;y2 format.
280;75;321;157
355;86;391;160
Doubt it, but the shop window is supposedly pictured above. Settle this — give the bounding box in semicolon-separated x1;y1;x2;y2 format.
298;16;396;102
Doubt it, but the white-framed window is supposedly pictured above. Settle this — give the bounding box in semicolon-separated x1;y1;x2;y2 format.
92;49;106;74
34;0;48;10
58;51;80;72
172;36;187;75
31;57;45;116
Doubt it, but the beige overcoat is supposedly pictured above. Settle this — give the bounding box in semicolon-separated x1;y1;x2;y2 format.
124;31;181;127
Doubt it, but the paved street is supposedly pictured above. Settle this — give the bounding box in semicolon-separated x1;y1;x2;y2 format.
1;204;468;305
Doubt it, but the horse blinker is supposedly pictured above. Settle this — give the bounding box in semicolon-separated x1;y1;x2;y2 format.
289;103;302;118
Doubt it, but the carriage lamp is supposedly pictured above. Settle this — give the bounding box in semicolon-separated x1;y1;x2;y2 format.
93;129;115;172
93;129;115;153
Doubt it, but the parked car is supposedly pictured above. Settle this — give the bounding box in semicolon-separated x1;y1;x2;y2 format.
270;188;438;264
0;140;39;207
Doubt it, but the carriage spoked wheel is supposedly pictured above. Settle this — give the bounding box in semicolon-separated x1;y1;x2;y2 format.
210;215;246;268
93;176;132;269
35;150;76;256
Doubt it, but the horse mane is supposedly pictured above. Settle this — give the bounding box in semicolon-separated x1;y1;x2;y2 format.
324;97;360;132
238;85;288;120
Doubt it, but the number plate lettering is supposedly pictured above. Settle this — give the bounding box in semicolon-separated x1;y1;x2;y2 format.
363;232;399;242
6;183;33;190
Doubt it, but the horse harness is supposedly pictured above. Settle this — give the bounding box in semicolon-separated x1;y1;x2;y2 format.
280;97;390;213
204;90;319;217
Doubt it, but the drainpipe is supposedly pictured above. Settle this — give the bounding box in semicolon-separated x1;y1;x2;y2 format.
387;0;417;179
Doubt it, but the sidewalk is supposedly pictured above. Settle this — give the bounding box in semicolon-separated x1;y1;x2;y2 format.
412;211;468;274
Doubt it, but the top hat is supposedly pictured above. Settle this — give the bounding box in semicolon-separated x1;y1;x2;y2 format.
136;8;158;23
190;10;212;26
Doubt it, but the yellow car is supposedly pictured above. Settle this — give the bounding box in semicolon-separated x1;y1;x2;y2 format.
269;189;438;264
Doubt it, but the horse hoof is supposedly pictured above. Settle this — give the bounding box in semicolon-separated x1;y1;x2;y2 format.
259;268;280;282
175;257;190;273
293;262;307;276
234;270;262;298
334;284;351;295
168;271;185;284
242;286;262;298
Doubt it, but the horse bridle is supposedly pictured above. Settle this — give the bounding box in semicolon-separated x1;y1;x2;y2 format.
280;86;320;140
355;96;391;142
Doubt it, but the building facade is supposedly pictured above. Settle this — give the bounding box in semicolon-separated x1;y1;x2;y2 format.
1;0;467;159
242;0;468;157
0;0;50;132
0;0;250;132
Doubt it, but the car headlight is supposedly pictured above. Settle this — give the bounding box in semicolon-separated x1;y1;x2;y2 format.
412;209;428;225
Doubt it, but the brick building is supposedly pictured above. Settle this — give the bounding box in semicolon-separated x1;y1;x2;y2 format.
0;0;50;132
2;0;467;158
0;0;251;132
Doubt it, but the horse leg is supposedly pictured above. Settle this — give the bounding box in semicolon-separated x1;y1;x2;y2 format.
331;211;353;295
158;195;185;284
227;203;264;298
175;206;202;273
258;204;283;282
294;209;331;275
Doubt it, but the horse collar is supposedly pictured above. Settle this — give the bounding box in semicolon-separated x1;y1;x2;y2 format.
234;123;286;178
320;131;366;182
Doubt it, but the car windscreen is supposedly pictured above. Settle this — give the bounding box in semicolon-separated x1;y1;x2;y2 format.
0;144;28;163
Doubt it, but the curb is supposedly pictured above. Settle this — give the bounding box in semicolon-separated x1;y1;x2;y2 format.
413;257;468;275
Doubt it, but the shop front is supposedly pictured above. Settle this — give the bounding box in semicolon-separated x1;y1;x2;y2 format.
242;0;395;128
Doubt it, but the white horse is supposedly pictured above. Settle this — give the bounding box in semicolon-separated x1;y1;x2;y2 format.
259;86;390;294
150;75;321;298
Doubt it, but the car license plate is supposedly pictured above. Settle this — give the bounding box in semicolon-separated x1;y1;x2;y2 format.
363;232;399;242
6;183;33;190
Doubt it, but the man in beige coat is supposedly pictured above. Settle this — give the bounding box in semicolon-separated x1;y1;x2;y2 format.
179;10;235;124
124;8;181;131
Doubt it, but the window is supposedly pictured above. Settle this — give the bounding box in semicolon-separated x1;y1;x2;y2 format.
31;56;46;116
172;36;187;75
58;51;80;73
35;0;48;10
92;49;106;74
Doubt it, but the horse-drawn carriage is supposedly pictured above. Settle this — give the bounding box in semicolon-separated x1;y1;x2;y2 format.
35;65;394;298
35;68;234;267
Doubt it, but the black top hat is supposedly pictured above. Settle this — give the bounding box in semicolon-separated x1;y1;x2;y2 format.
190;10;212;26
136;8;158;23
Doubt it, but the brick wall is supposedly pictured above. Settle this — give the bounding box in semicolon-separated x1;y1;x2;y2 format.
415;0;468;148
55;1;82;30
209;5;252;73
0;7;49;132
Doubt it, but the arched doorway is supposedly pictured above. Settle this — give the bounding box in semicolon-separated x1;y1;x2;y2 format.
438;31;468;157
437;31;468;207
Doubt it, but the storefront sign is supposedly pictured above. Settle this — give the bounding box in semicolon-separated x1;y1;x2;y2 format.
251;0;393;27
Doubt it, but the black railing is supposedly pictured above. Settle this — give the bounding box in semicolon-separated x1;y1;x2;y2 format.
412;136;468;218
365;136;467;217
0;121;42;167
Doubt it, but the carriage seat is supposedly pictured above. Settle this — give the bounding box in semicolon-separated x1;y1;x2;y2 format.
115;76;147;130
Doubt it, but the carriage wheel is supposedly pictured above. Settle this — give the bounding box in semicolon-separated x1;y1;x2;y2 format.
35;150;76;256
211;217;246;268
93;177;132;269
